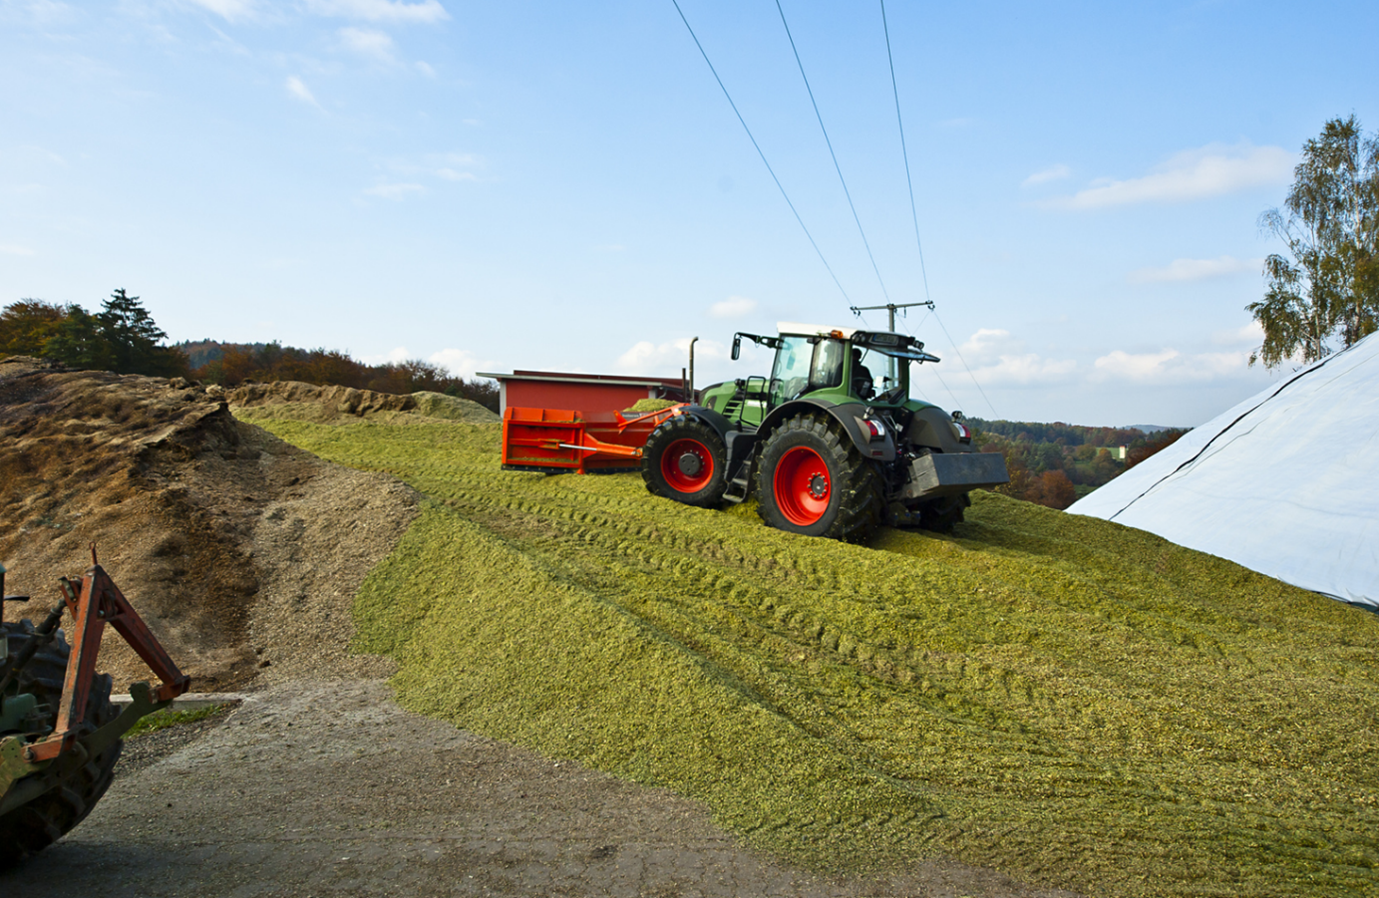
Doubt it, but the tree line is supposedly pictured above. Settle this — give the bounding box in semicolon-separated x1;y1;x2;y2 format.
0;291;499;411
970;420;1187;511
183;340;498;410
0;291;189;377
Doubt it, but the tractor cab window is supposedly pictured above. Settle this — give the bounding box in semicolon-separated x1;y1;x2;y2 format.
770;336;812;403
809;338;845;391
852;346;899;400
771;336;845;404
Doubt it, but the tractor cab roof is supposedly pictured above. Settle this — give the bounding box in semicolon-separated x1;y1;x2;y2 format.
775;322;940;364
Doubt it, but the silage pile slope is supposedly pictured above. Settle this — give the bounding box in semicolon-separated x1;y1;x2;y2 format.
239;409;1379;898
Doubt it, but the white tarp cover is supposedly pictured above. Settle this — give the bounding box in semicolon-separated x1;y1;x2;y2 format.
1068;332;1379;609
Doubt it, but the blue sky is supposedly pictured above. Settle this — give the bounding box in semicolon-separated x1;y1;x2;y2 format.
3;0;1376;426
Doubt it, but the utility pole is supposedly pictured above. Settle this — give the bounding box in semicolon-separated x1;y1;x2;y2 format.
849;301;934;384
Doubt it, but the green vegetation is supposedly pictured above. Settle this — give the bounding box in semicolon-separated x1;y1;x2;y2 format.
0;290;188;377
971;419;1188;508
239;408;1379;898
125;703;234;737
1252;115;1379;368
180;339;499;411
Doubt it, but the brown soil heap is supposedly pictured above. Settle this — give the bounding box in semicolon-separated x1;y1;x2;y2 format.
0;357;419;691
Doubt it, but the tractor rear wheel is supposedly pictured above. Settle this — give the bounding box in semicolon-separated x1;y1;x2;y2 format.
642;415;729;507
756;414;883;542
0;620;123;868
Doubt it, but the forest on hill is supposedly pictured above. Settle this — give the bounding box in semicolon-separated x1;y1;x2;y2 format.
971;418;1188;509
174;339;499;411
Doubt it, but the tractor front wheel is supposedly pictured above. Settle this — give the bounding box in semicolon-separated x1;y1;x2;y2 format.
642;415;728;507
756;415;882;542
0;620;123;868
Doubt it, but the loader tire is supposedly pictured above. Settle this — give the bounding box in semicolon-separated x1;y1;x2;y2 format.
0;620;122;868
642;415;729;507
756;414;883;543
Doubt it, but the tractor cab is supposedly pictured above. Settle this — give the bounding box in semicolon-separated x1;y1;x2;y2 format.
722;323;940;424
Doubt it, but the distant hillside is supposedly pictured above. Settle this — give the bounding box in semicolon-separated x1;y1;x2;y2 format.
969;418;1189;509
172;339;498;412
174;340;268;369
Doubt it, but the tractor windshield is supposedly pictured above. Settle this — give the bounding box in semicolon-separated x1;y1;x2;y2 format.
853;345;907;401
771;336;844;404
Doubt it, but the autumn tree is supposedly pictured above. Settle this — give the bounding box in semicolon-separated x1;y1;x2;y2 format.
1250;116;1379;367
0;300;71;357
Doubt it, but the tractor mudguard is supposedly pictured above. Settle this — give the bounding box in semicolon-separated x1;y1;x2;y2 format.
673;404;734;440
757;399;897;463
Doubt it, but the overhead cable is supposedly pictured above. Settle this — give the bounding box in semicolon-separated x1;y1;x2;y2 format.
879;0;930;301
879;1;996;418
670;0;851;303
774;0;890;302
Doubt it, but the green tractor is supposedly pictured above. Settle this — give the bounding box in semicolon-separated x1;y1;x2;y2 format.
641;322;1009;542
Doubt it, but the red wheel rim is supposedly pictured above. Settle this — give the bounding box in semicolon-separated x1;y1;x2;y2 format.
774;446;830;526
661;437;715;493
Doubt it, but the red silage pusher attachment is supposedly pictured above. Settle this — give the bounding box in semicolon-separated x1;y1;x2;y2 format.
502;405;685;474
22;551;191;765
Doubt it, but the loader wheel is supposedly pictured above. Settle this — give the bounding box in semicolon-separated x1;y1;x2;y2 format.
0;620;122;868
756;414;883;542
642;415;728;507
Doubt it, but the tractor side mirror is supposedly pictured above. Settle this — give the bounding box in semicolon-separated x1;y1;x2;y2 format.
732;334;742;361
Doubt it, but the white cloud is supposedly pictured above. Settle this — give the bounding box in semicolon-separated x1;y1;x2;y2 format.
285;75;319;106
432;152;479;181
415;60;436;77
709;296;757;319
185;0;257;19
304;0;448;23
1129;255;1263;284
360;346;412;365
338;26;394;62
0;244;36;256
429;348;493;379
1093;348;1249;383
1022;164;1070;186
615;337;732;375
2;0;76;25
953;328;1077;386
1212;321;1264;346
1049;142;1293;210
364;182;424;199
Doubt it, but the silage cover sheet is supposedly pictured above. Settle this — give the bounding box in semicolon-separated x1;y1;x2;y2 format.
1069;331;1379;608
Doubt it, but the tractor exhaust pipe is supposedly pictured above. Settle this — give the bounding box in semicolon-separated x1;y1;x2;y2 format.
688;336;698;401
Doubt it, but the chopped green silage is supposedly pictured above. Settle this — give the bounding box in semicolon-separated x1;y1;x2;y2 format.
627;397;681;412
238;408;1379;898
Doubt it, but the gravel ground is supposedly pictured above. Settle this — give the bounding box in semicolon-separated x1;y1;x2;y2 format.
0;680;1077;898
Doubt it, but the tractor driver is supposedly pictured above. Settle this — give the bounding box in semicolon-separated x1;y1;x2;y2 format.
851;348;875;400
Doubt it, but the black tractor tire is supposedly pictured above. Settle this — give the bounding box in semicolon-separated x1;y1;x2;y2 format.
0;620;123;868
642;415;729;507
756;414;883;543
916;493;970;532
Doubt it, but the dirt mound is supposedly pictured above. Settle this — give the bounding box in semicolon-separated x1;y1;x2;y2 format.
0;357;419;691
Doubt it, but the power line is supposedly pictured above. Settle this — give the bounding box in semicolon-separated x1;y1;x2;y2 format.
669;0;851;303
877;1;996;419
879;0;929;302
774;0;890;302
